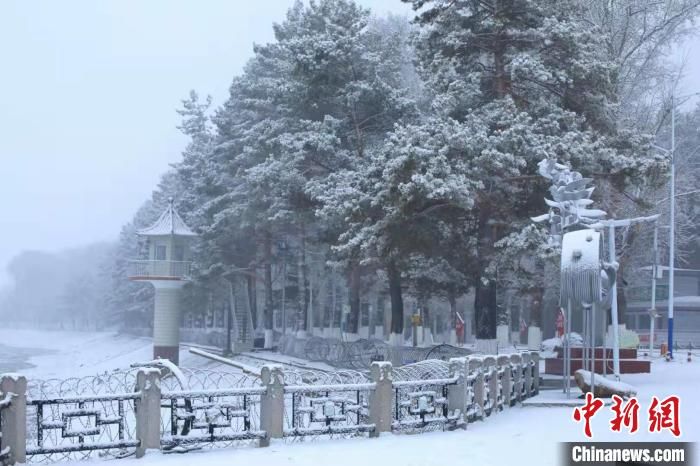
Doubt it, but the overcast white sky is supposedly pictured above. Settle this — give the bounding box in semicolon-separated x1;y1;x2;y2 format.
0;0;411;287
0;1;698;288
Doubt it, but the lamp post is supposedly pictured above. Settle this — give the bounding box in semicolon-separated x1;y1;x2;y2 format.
669;93;676;359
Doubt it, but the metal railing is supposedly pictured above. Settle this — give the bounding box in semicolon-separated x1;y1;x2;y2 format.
26;392;140;460
127;260;192;279
160;387;266;449
392;376;460;431
284;383;376;437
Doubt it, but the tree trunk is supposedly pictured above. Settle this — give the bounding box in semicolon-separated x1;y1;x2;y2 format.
474;207;497;340
616;262;627;324
295;222;310;337
263;233;274;348
346;262;360;336
247;273;257;330
492;0;511;100
448;292;458;344
387;260;404;343
474;280;497;339
530;287;544;328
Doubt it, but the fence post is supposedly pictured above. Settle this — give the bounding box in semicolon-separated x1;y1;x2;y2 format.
510;354;522;404
483;356;498;415
468;358;484;419
0;374;27;465
135;368;161;458
521;352;532;399
531;351;540;395
497;355;511;408
369;361;393;437
447;357;469;428
260;365;285;447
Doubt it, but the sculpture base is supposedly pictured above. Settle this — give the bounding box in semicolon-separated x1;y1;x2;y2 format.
154;345;180;365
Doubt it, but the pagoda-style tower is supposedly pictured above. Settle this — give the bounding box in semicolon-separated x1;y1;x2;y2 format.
128;198;196;365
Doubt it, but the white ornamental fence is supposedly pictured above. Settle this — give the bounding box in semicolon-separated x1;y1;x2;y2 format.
0;352;539;465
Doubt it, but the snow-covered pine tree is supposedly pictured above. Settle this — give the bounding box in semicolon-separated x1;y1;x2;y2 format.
206;1;418;341
402;0;665;342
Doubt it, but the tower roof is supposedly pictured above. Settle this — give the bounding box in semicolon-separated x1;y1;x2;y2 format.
137;198;197;237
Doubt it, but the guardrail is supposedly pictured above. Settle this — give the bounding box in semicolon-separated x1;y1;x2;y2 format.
0;352;539;464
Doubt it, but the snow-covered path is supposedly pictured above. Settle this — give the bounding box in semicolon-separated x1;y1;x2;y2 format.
1;329;697;465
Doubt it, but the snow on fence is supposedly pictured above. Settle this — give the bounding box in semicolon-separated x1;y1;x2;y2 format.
0;352;539;464
284;382;376;437
160;386;267;448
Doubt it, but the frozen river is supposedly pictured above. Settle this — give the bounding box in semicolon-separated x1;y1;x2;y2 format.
0;342;52;373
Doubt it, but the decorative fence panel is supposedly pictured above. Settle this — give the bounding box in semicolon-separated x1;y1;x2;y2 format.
160;387;266;449
392;376;461;432
284;383;375;437
26;392;140;461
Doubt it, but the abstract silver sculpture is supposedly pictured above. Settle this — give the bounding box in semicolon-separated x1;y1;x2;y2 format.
533;158;616;397
532;159;607;245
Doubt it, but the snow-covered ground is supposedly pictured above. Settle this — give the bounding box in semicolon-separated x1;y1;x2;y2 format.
1;329;697;465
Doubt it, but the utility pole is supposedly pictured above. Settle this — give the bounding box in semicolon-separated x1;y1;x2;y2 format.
668;92;676;359
607;223;620;378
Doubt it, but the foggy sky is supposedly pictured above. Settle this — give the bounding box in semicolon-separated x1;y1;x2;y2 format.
0;1;697;288
0;0;410;287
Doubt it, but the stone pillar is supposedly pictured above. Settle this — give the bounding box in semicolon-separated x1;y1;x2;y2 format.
509;354;522;404
527;326;542;351
260;365;285;447
0;374;27;465
135;368;161;458
468;358;484;419
497;355;511;408
369;362;393;437
522;352;532;399
483;356;498;415
531;351;540;395
153;285;183;365
447;357;469;427
496;324;510;347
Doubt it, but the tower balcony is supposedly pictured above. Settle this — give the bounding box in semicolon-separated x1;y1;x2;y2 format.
127;260;192;281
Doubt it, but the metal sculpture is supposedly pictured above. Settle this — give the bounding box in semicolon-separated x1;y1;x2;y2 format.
533;158;617;397
559;229;617;396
